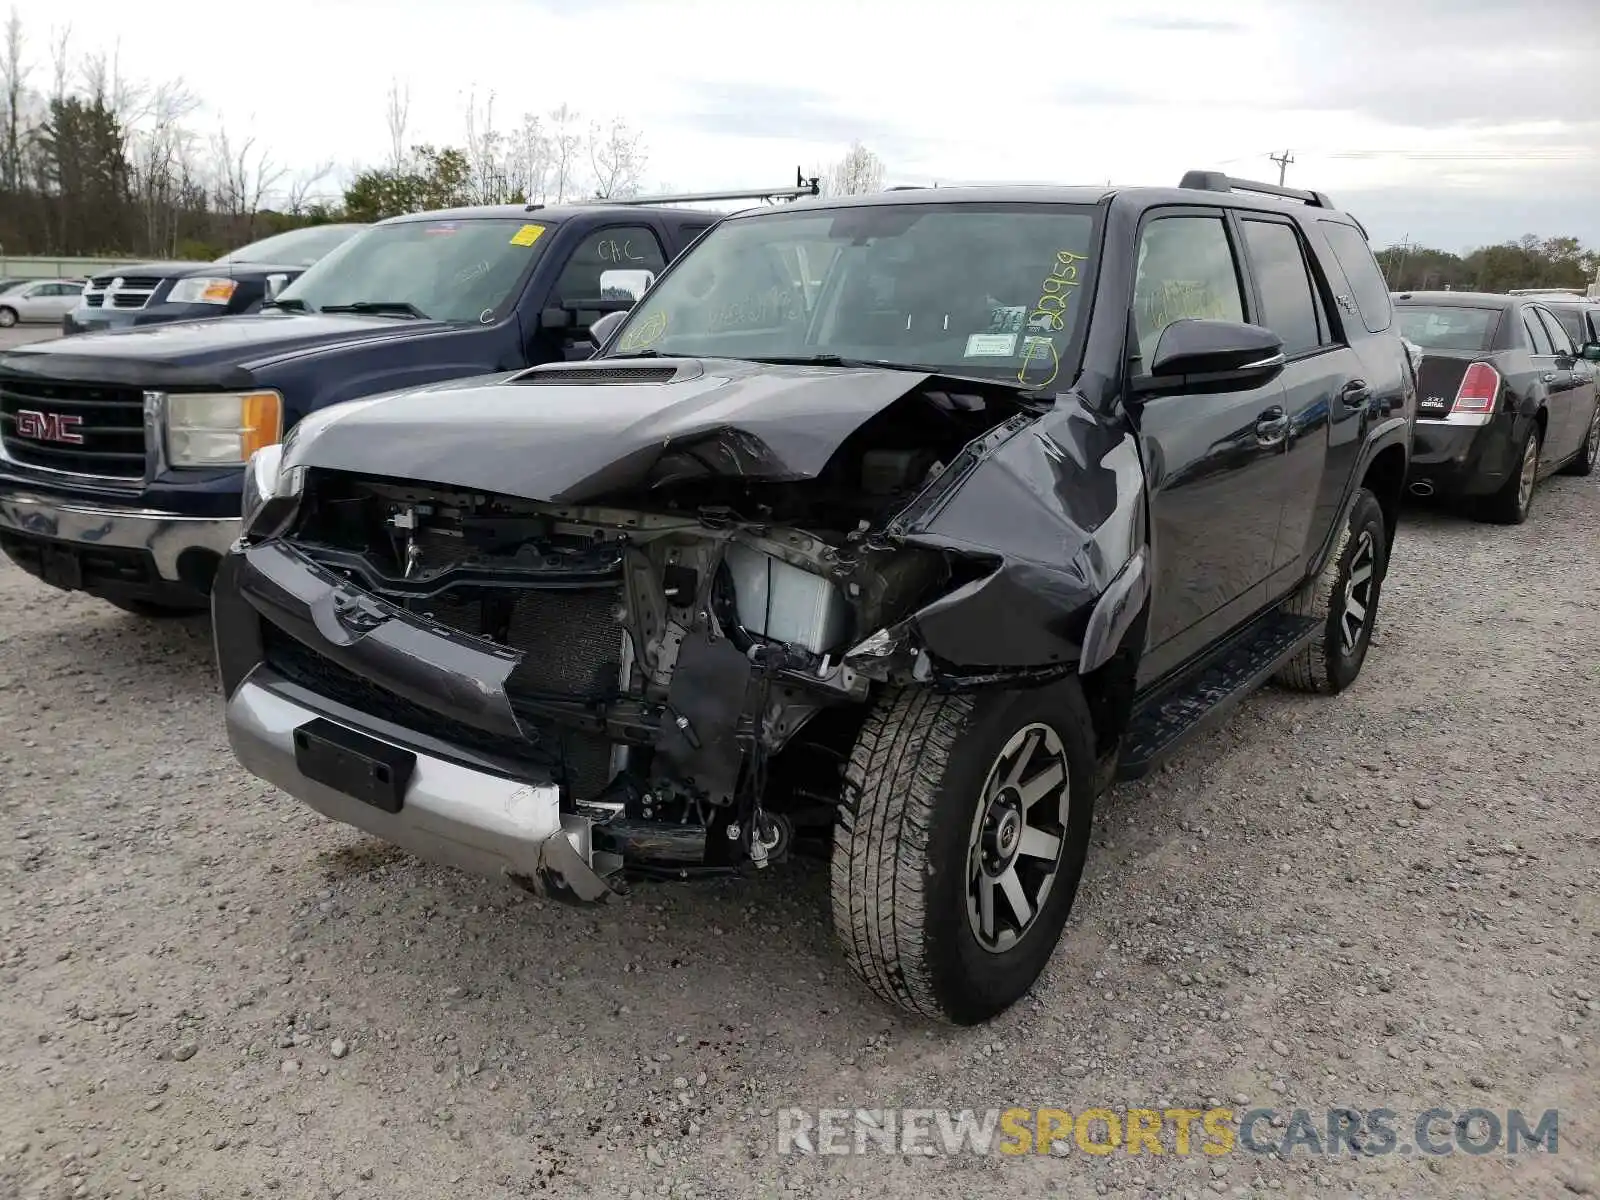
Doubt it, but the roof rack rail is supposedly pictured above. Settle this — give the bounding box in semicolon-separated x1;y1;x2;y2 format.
1179;169;1334;211
583;167;822;208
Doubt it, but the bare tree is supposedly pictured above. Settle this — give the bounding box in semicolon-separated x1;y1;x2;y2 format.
384;76;409;172
463;86;510;204
209;127;286;237
827;140;884;196
0;10;29;192
285;159;336;215
547;102;582;203
511;110;550;204
587;117;646;199
47;21;69;101
129;79;201;253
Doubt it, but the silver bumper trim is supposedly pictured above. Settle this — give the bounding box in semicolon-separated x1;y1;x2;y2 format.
224;677;620;902
0;490;238;582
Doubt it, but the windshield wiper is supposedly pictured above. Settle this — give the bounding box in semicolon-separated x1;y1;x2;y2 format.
261;297;308;312
741;353;927;371
319;300;429;319
741;353;1057;398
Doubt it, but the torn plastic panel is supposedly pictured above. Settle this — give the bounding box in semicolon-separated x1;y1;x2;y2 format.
844;393;1149;687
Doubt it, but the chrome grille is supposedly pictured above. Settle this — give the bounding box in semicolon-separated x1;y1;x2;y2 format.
0;376;147;481
81;275;163;311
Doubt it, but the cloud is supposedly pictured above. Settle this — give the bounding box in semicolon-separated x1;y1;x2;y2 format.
672;81;914;150
1278;0;1599;126
1118;15;1247;33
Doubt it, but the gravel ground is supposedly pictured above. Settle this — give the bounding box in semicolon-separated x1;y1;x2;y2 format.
1;470;1597;1200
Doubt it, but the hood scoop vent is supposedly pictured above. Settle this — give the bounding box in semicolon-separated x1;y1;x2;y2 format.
514;359;702;386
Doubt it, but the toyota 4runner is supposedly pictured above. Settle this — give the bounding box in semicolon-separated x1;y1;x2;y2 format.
213;171;1416;1024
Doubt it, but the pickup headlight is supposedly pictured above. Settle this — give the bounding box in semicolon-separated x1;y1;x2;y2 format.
167;276;238;305
166;390;283;467
240;443;305;539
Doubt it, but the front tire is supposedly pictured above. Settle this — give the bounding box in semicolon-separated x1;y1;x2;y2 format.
0;307;16;328
1275;486;1387;694
831;682;1096;1025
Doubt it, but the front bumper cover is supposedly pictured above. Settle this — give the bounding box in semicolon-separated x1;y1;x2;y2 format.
215;542;622;903
226;677;618;902
0;488;238;597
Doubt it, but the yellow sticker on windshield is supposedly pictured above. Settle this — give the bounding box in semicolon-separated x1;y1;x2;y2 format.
510;223;546;247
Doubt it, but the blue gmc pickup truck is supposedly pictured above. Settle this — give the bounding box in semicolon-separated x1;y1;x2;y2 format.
0;185;816;615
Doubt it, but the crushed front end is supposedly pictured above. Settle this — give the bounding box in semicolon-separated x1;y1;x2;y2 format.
215;463;981;900
211;357;1133;903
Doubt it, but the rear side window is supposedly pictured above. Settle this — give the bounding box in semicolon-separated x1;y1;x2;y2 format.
1535;307;1576;356
1395;305;1501;352
1546;306;1585;345
1241;219;1324;356
1522;310;1554;356
1318;220;1392;334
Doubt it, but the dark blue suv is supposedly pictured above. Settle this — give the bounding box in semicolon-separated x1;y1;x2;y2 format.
0;197;759;614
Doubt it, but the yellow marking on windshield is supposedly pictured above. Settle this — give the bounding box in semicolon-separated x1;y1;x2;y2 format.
618;308;668;351
1016;249;1086;388
510;223;547;247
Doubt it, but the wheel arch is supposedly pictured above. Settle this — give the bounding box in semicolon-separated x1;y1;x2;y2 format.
1360;442;1407;555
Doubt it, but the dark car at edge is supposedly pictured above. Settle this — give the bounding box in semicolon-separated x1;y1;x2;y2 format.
210;171;1416;1024
1395;290;1600;522
60;224;370;336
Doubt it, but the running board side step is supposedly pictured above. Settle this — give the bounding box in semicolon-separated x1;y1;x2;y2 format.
1115;611;1319;781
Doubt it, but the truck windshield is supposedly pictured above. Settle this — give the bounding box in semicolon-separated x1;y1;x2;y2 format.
276;217;552;322
605;202;1101;389
215;224;366;267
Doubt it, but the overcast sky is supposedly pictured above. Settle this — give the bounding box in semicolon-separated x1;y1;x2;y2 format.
11;0;1600;253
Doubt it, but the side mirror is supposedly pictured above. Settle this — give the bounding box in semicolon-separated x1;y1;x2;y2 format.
599;268;655;302
1581;342;1600;363
264;273;289;303
1132;319;1286;396
589;309;628;348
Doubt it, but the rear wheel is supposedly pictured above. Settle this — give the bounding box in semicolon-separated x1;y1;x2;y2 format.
1561;401;1600;477
1275;487;1387;694
1482;426;1540;524
831;681;1096;1024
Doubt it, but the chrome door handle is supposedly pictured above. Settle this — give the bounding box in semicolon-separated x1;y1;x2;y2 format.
1256;407;1289;446
1542;372;1558;383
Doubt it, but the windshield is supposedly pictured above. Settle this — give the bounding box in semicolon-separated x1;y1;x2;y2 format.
276;217;552;322
1396;305;1501;352
605;202;1101;388
217;224;365;267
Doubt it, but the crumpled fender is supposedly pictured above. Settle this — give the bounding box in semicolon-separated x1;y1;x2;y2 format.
887;391;1147;677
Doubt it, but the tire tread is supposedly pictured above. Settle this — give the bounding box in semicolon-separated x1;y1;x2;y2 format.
831;688;974;1020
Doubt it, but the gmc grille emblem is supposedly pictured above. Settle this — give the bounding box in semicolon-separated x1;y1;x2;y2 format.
14;410;86;444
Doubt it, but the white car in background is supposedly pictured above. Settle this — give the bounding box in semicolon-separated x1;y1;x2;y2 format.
0;278;85;326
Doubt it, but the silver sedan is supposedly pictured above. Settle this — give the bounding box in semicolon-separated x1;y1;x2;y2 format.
0;279;86;326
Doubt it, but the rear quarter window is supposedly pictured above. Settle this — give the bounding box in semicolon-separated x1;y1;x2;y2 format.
1317;220;1393;335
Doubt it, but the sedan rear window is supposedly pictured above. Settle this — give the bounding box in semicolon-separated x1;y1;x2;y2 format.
1395;305;1501;352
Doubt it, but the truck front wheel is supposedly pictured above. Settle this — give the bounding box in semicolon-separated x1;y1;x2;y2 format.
831;682;1096;1025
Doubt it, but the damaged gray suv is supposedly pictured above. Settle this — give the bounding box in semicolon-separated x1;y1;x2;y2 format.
214;174;1414;1024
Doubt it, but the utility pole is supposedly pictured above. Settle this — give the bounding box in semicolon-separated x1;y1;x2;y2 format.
1269;150;1294;186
